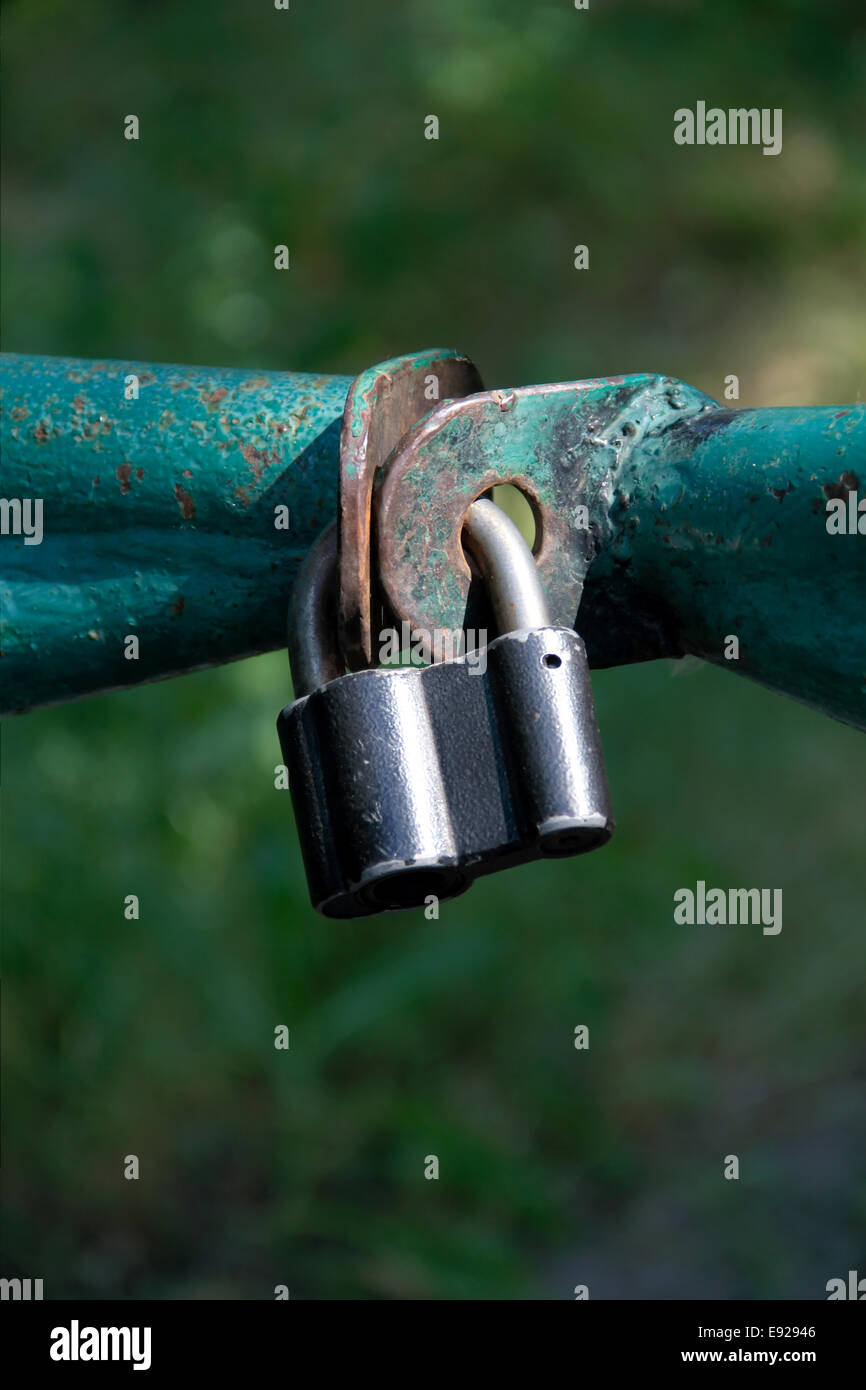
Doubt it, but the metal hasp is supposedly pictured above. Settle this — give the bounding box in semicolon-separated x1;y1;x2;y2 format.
2;350;865;729
338;348;483;670
278;499;613;917
377;378;866;731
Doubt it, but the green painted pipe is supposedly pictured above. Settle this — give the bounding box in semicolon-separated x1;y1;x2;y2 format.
1;352;864;730
584;402;866;730
1;353;351;712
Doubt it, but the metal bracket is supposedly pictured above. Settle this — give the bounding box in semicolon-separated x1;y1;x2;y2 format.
374;373;715;644
337;348;483;670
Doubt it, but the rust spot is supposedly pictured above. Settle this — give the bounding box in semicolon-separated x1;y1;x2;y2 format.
234;485;251;507
201;386;228;412
171;594;186;616
174;482;195;520
241;442;280;484
136;467;145;480
10;406;28;421
240;377;270;390
73;395;85;412
822;470;859;501
92;476;100;486
158;409;176;429
182;468;193;478
834;410;851;419
33;422;49;443
86;629;102;641
116;463;133;495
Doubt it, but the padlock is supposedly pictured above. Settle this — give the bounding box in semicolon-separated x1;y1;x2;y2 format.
277;498;613;917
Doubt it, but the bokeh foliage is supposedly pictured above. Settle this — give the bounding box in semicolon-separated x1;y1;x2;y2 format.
2;0;865;1298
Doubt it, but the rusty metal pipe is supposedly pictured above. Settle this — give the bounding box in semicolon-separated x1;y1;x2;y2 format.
0;352;351;712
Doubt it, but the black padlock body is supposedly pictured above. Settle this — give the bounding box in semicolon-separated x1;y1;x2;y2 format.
277;626;613;918
485;626;614;857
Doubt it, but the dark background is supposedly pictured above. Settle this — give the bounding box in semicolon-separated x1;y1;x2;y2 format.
2;0;864;1299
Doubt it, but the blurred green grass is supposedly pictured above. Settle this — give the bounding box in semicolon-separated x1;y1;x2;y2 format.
2;0;865;1299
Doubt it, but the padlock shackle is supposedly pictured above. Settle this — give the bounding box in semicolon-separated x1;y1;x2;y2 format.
290;500;549;699
287;523;344;697
462;497;551;635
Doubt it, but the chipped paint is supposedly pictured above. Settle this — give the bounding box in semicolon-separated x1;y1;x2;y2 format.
173;482;195;520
